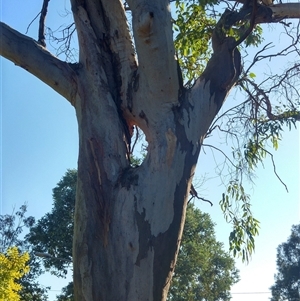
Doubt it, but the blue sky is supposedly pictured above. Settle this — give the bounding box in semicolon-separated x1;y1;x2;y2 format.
1;1;300;300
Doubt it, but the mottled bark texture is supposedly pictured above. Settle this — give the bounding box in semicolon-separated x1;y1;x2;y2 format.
1;0;299;300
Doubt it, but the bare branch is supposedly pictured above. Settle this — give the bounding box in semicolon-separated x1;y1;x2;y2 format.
243;32;299;68
26;12;41;35
242;43;274;76
38;0;50;46
222;2;300;26
47;23;77;62
189;184;213;206
242;65;300;123
0;22;77;104
263;148;289;192
253;3;300;24
207;100;250;137
131;126;140;154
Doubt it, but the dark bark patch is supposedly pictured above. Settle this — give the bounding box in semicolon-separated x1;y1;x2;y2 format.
198;9;242;111
135;207;154;267
119;167;139;190
139;110;149;126
133;72;139;92
87;138;111;246
109;50;133;153
200;38;241;112
152;141;200;300
172;96;195;153
126;70;139;113
128;241;135;252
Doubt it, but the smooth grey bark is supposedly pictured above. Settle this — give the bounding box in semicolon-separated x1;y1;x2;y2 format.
1;0;299;300
0;23;77;102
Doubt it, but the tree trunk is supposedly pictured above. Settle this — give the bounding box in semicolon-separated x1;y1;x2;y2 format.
72;76;218;301
69;2;233;299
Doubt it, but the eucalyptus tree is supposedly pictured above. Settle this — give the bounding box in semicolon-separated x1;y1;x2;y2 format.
1;0;299;300
270;224;300;301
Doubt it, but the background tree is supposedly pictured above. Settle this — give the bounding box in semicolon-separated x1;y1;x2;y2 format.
1;0;299;300
56;282;74;301
270;224;300;301
0;205;48;301
168;203;239;301
27;169;76;277
0;247;29;301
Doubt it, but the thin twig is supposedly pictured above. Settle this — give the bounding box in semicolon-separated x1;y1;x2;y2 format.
26;12;41;34
263;148;288;192
189;184;213;206
130;126;140;155
202;143;242;171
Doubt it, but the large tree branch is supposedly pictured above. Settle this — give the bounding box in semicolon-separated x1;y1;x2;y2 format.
245;2;300;24
271;3;300;21
97;0;138;122
254;3;300;24
127;0;179;106
222;2;300;25
188;1;300;136
0;22;77;104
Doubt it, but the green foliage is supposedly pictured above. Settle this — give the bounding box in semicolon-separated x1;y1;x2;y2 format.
56;282;74;301
217;113;298;260
215;90;298;260
229;23;263;48
174;1;215;82
130;154;144;167
26;170;76;300
244;114;297;171
0;247;29;301
168;203;239;301
249;72;256;79
244;25;263;47
0;205;35;253
220;182;260;262
270;224;300;301
0;172;76;301
244;138;267;170
0;205;49;301
173;1;264;83
27;169;76;277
